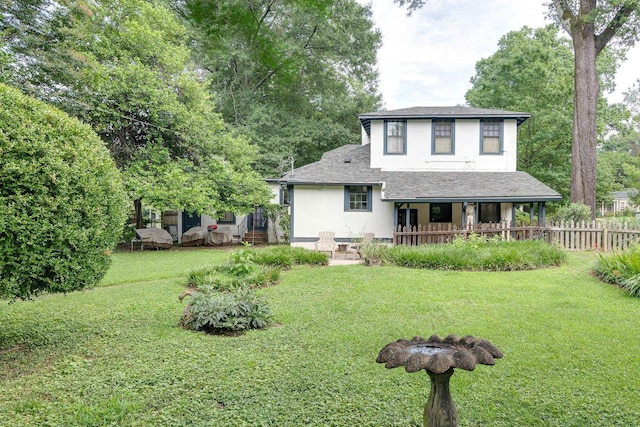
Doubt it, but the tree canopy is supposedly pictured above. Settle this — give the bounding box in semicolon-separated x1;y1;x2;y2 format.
181;0;382;176
2;0;271;223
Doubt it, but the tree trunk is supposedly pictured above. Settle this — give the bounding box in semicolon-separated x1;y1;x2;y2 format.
570;11;599;218
134;198;144;229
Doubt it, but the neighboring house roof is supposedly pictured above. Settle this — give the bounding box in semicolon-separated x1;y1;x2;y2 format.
281;144;561;203
358;106;531;135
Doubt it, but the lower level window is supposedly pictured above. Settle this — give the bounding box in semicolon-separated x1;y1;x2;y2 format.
217;212;236;224
345;186;372;212
478;203;501;223
429;203;452;223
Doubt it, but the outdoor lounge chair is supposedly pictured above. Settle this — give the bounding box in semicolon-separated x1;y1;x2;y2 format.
314;231;337;259
345;232;375;260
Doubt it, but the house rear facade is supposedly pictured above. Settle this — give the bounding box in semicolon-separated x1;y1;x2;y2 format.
279;106;562;247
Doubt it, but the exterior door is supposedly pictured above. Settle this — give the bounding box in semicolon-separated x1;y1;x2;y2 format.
247;207;268;232
397;208;418;229
182;211;201;233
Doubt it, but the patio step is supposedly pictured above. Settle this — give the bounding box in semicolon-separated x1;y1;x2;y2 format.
242;231;265;245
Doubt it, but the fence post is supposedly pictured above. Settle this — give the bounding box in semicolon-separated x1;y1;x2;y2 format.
603;222;608;252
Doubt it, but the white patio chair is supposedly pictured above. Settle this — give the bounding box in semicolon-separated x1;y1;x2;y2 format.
314;231;337;259
346;232;375;260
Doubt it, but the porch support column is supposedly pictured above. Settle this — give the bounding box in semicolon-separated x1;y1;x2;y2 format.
405;203;411;229
393;203;399;230
462;202;467;229
529;202;534;225
540;202;547;226
511;205;516;227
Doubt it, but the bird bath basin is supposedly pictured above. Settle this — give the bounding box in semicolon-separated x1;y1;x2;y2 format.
376;334;503;427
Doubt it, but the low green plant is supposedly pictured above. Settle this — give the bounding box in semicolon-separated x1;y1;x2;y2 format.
593;245;640;296
228;244;257;276
251;245;329;267
359;242;389;265
179;287;273;333
386;240;565;271
187;264;280;291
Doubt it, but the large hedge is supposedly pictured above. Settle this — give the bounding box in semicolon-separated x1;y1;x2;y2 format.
0;84;128;299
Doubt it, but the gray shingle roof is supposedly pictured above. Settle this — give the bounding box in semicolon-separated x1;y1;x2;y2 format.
358;106;531;135
281;144;561;202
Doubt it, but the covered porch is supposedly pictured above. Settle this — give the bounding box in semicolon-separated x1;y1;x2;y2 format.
391;201;550;246
381;171;562;246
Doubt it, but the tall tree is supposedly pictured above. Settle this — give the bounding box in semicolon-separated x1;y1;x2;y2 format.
466;25;622;204
550;0;640;216
395;0;640;217
466;26;575;199
180;0;382;176
2;0;271;225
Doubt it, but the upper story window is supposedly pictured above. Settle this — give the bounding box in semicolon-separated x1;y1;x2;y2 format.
432;119;454;155
481;120;503;154
344;185;372;212
384;120;406;155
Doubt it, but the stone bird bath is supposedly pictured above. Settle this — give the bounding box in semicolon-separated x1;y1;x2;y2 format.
377;334;503;427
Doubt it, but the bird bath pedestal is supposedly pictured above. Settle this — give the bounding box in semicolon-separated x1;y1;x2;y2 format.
376;334;503;427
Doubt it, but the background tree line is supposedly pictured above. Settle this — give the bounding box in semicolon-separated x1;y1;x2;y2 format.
2;0;640;220
1;0;381;224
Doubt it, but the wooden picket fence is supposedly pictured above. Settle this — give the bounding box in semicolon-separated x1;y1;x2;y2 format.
392;220;640;252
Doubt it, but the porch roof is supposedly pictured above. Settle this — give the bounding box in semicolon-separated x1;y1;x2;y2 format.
280;144;562;203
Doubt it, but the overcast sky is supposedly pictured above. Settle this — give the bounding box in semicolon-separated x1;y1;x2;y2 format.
362;0;640;109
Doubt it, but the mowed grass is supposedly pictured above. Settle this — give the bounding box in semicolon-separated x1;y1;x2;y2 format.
1;250;639;426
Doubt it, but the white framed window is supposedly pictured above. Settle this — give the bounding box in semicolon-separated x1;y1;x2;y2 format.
344;186;372;212
481;120;503;154
384;120;406;154
432;119;454;154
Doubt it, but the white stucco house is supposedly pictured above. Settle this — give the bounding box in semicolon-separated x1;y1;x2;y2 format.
277;106;562;248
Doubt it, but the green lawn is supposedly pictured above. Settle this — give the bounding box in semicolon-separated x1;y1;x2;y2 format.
1;250;639;426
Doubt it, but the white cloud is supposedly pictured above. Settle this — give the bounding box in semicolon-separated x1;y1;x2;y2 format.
363;0;639;109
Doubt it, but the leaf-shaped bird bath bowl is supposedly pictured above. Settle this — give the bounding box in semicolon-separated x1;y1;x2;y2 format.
377;334;503;427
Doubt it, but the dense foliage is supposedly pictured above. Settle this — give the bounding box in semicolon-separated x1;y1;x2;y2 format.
182;0;382;176
465;26;624;203
0;84;128;300
1;0;271;224
550;203;593;224
593;246;640;297
385;237;566;271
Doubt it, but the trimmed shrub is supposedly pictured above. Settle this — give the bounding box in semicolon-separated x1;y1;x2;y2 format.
0;84;128;300
179;287;273;333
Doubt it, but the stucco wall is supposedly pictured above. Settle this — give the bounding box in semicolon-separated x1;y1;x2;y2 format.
368;119;518;172
290;185;394;249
